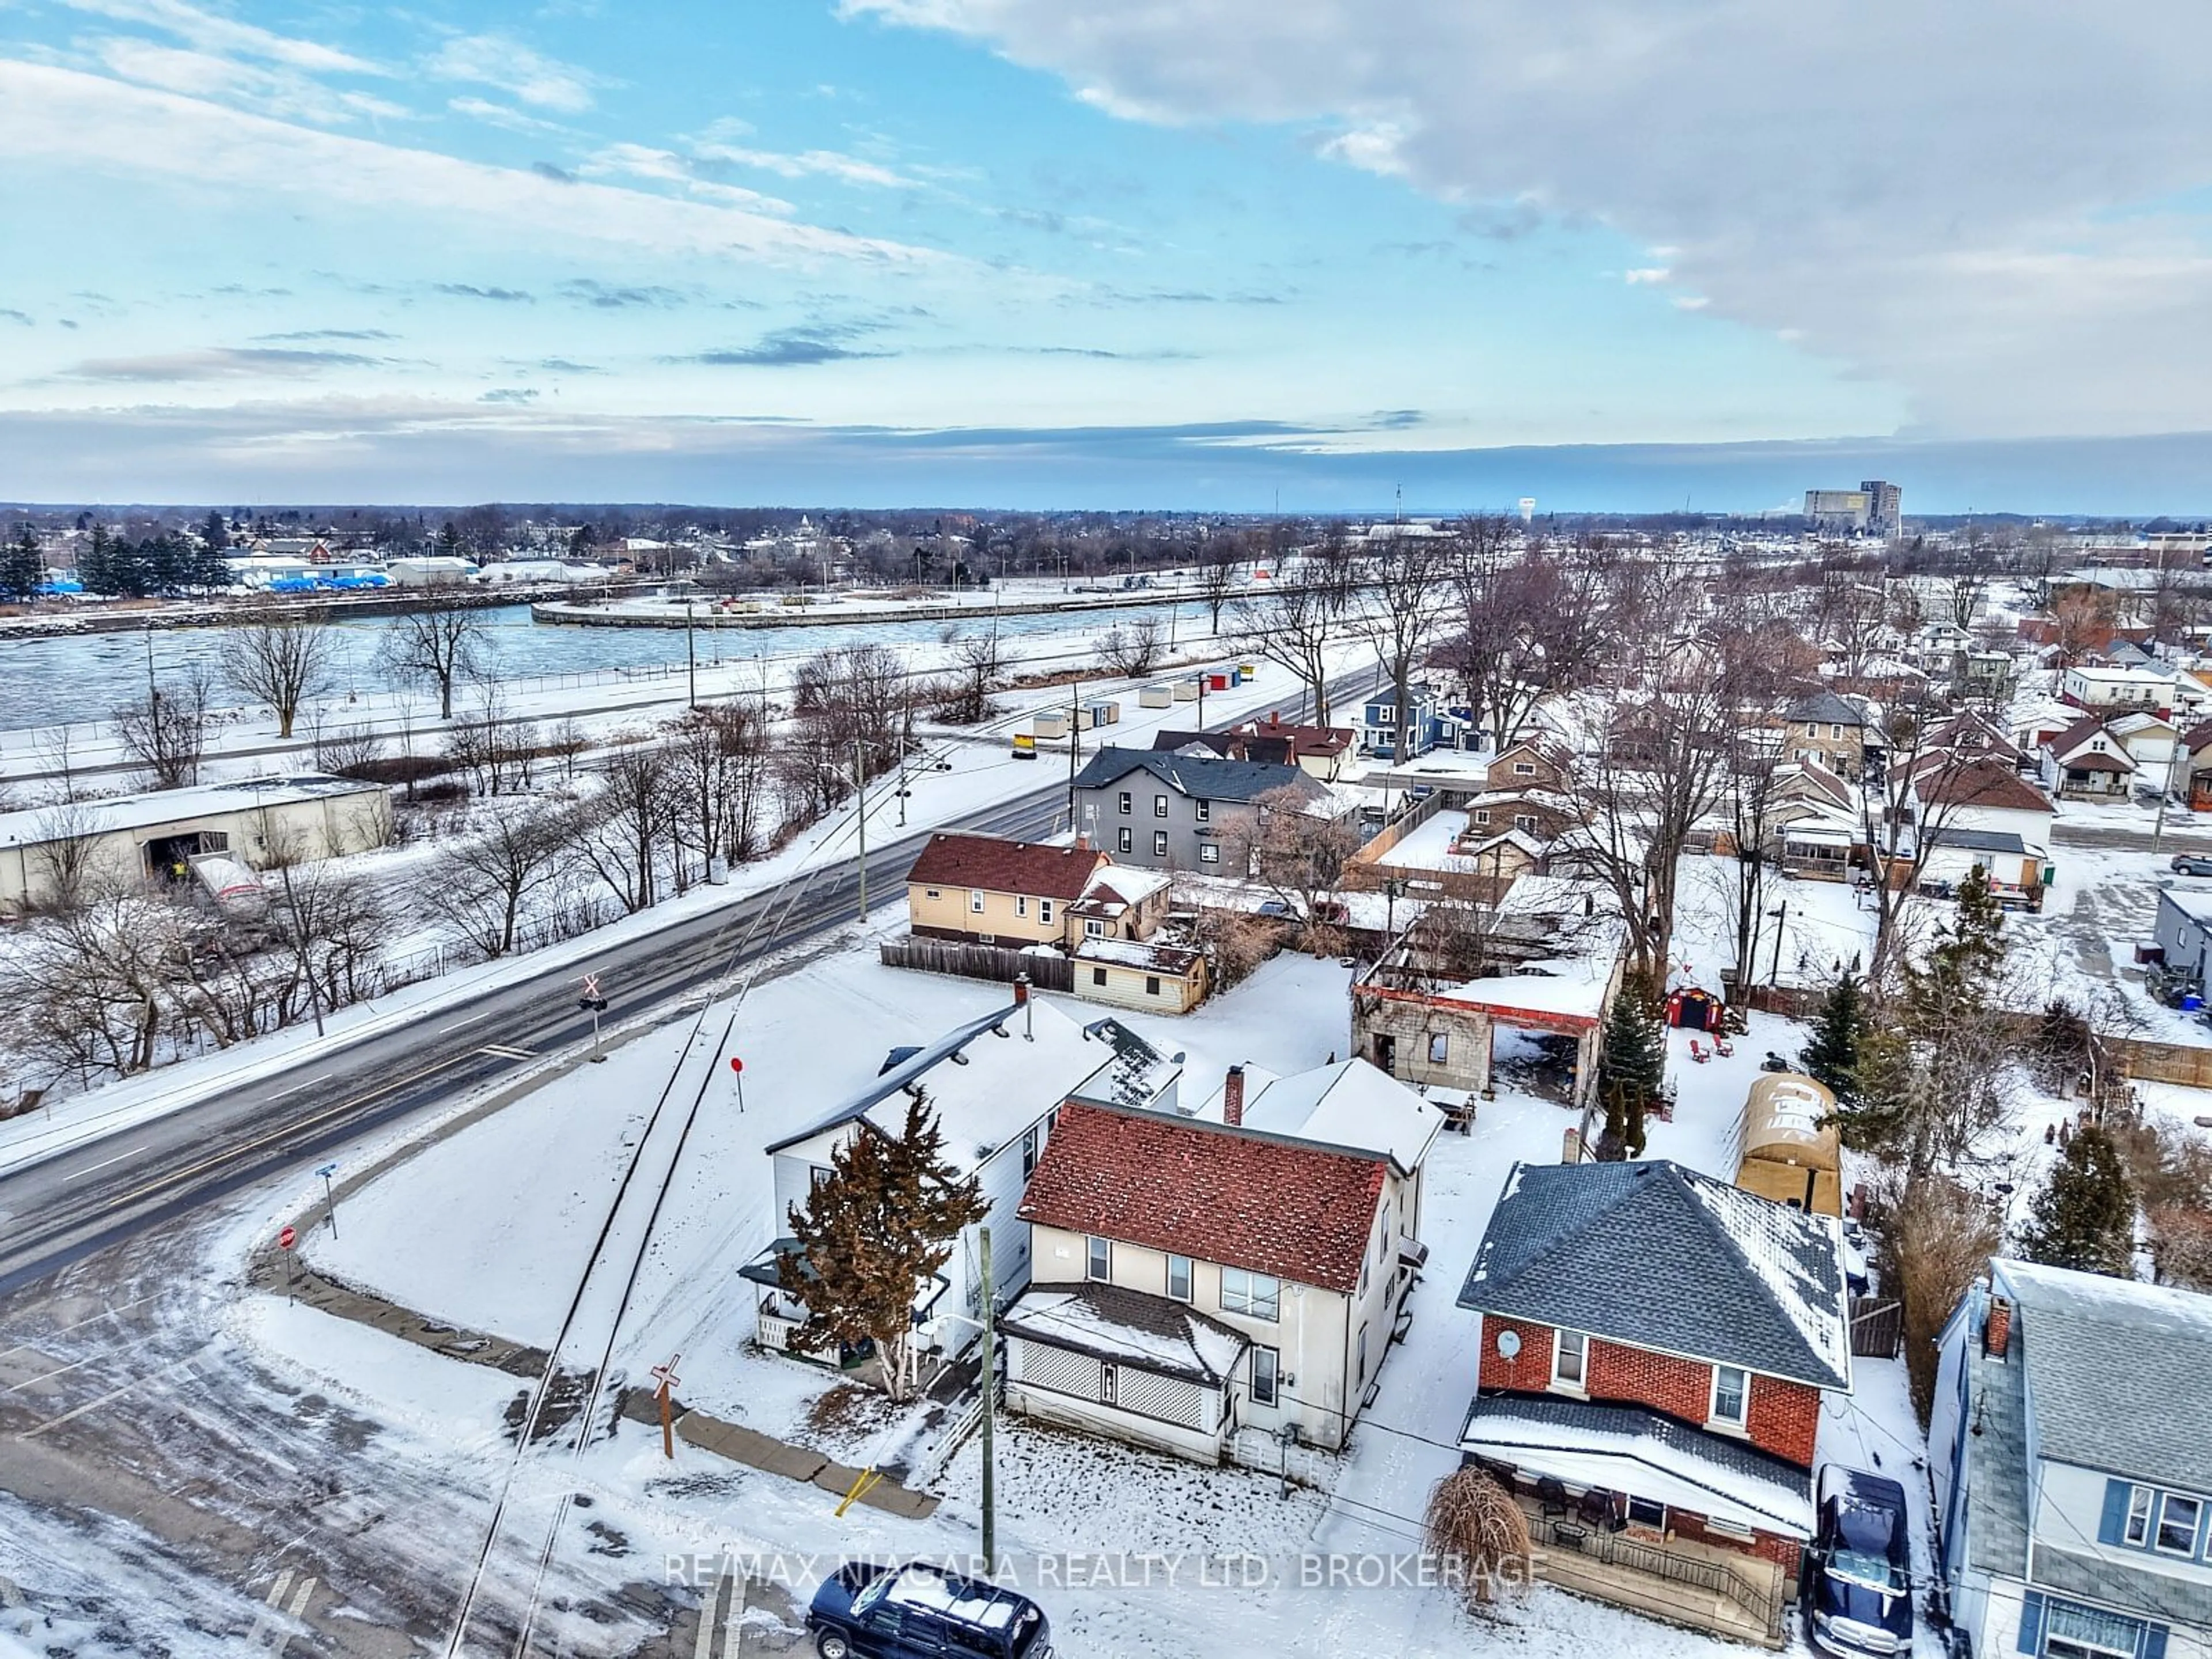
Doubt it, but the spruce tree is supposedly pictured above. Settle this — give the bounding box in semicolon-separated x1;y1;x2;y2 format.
1798;974;1868;1111
0;527;43;602
779;1096;988;1399
2018;1121;2137;1277
1596;975;1665;1160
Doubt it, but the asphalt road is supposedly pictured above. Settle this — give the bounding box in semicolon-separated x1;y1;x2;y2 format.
0;782;1067;1300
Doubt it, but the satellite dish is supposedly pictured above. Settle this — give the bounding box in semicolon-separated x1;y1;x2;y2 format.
1495;1329;1522;1360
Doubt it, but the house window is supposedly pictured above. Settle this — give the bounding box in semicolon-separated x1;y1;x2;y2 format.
1626;1496;1666;1530
1199;843;1220;864
2124;1484;2154;1547
1428;1032;1448;1065
1085;918;1105;937
1118;828;1133;854
1021;1125;1041;1177
810;1165;832;1190
1086;1236;1111;1281
2038;1598;2152;1659
1514;814;1537;833
1805;723;1818;738
1474;808;1491;825
1250;1345;1280;1406
1153;831;1168;857
1513;762;1536;776
1100;1362;1117;1406
1710;1364;1749;1427
1092;966;1108;986
1553;1330;1588;1389
2156;1491;2202;1556
925;888;942;899
1118;790;1132;815
1166;1255;1192;1302
1040;899;1054;925
1195;799;1211;823
1703;1515;1753;1541
1831;724;1846;739
1015;895;1028;918
1154;794;1169;817
1145;975;1161;996
1221;1267;1280;1321
969;889;986;914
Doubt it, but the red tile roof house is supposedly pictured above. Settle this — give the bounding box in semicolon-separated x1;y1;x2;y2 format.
1454;1160;1853;1647
1001;1081;1435;1466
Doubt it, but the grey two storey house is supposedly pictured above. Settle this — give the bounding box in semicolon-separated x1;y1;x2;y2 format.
1070;746;1332;872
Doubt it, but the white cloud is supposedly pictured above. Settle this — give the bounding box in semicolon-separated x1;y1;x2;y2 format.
848;0;2212;437
0;60;940;268
690;141;918;190
427;32;605;114
62;0;382;75
448;95;566;135
88;36;406;124
1624;267;1671;285
584;142;797;213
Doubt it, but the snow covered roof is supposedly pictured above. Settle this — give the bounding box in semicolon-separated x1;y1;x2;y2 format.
1019;1101;1387;1294
1994;1257;2212;1492
1433;969;1612;1025
998;1281;1249;1385
1457;1160;1851;1391
1071;745;1321;805
0;774;386;849
1460;1395;1816;1539
1074;937;1205;974
1210;1059;1444;1175
763;996;1166;1165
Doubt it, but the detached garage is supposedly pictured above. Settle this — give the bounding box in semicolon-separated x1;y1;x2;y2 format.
0;775;393;915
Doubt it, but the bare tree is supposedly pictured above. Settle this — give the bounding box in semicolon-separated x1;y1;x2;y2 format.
1238;554;1350;726
1095;616;1165;679
28;801;111;915
1945;570;1991;632
113;664;214;790
1226;785;1359;949
219;603;335;738
309;717;386;778
573;745;676;912
378;607;488;719
663;703;770;873
1440;525;1611;753
1194;536;1243;632
435;795;576;957
1358;537;1452;759
939;629;1004;725
34;722;85;803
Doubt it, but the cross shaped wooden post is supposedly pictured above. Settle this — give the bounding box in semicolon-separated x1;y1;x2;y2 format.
650;1353;681;1461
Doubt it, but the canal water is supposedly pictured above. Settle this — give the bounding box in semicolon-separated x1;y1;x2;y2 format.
0;599;1196;731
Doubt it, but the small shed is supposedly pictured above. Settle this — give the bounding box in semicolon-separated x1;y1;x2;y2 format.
1732;1073;1842;1215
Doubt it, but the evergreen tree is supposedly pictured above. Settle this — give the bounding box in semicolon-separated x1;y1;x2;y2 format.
1798;974;1868;1111
2018;1121;2137;1276
0;526;44;601
1596;974;1665;1160
201;509;229;554
778;1096;989;1400
437;520;462;558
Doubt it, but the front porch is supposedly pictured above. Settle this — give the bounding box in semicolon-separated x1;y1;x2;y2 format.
741;1236;952;1380
1514;1489;1789;1649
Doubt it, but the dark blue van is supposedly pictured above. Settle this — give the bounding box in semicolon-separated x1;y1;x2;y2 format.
808;1562;1052;1659
1805;1465;1914;1657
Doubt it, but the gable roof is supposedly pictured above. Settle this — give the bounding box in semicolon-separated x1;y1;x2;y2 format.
1456;1160;1851;1389
1995;1257;2212;1492
2181;719;2212;755
2042;713;2131;763
1151;730;1294;767
1204;1058;1444;1176
998;1281;1249;1387
1915;757;2053;815
1018;1100;1387;1294
905;832;1107;900
1070;745;1321;805
1786;690;1866;728
1238;713;1354;759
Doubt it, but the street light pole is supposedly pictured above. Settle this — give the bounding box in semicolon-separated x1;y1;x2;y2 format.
854;736;869;923
317;1161;340;1237
685;599;698;709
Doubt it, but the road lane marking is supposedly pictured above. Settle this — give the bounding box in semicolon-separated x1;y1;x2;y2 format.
0;1573;22;1608
15;1357;188;1440
3;1351;99;1395
267;1074;333;1103
478;1044;537;1061
437;1010;494;1033
0;1291;162;1363
243;1569;291;1649
62;1145;149;1182
694;1564;723;1659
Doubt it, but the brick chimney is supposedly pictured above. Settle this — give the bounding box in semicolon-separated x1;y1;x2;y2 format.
1984;1295;2012;1359
1224;1064;1245;1127
1074;831;1090;851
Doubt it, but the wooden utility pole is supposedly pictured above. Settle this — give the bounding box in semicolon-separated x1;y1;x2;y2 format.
980;1225;997;1572
1066;684;1081;831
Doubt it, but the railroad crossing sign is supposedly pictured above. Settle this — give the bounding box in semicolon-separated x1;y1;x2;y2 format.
578;972;610;1060
650;1353;683;1460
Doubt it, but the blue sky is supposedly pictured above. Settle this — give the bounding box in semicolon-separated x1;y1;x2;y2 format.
1;1;2207;510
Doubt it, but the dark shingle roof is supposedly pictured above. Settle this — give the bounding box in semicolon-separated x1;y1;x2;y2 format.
1070;745;1319;805
1019;1100;1385;1293
1455;1160;1851;1389
1786;691;1866;727
997;1281;1249;1385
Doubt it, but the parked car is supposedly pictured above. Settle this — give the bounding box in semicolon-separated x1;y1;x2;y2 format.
808;1561;1052;1659
2171;854;2212;876
1805;1466;1914;1657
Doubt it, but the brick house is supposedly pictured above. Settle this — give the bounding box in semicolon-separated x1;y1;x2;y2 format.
998;1071;1437;1464
1455;1159;1853;1646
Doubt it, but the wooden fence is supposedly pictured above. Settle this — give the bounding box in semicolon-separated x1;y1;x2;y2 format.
878;938;1075;994
1849;1297;1902;1359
